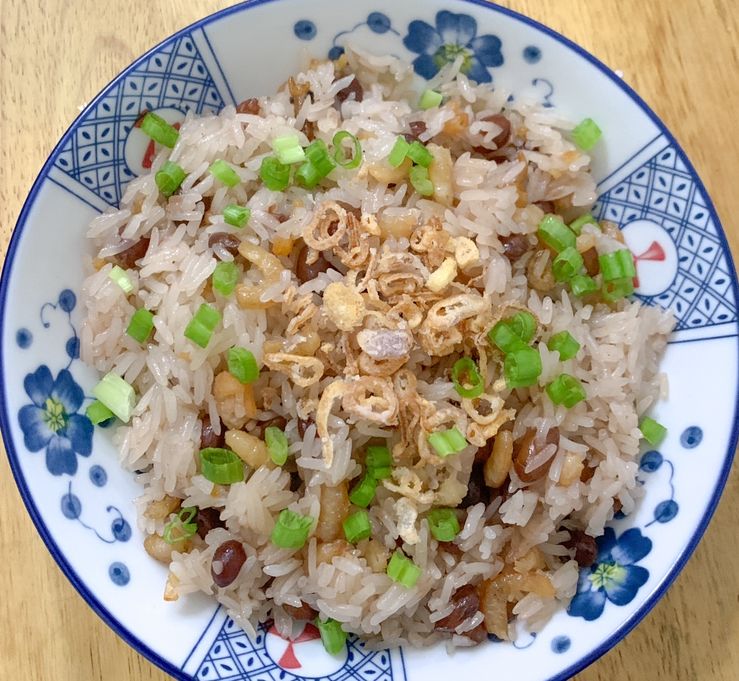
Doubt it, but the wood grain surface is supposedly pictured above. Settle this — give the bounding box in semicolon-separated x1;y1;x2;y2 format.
1;1;738;679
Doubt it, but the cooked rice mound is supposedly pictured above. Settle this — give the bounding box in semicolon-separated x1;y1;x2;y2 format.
80;48;673;648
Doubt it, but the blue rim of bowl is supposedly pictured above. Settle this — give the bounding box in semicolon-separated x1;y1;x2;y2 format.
0;1;736;679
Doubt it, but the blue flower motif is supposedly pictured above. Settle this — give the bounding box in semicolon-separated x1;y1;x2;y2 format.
17;365;93;476
403;11;503;83
568;527;652;621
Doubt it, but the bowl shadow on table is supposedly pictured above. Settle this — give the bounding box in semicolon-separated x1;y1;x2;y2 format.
575;467;739;681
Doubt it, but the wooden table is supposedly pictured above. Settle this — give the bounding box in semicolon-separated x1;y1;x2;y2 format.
1;1;738;679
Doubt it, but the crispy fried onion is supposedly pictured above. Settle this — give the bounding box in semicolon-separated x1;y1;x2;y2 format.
263;352;324;387
410;217;451;269
341;376;399;425
315;379;346;468
303;202;347;251
394;497;420;545
236;241;286;309
334;212;371;269
417;323;463;357
384;467;434;505
358;353;408;377
392;371;421;464
286;300;319;337
375;251;429;300
425;293;487;329
462;393;515;446
387;295;424;329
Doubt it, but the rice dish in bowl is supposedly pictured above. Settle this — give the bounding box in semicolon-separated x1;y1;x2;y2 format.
78;47;673;652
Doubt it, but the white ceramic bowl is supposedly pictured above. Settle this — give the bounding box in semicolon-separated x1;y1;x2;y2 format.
1;2;737;680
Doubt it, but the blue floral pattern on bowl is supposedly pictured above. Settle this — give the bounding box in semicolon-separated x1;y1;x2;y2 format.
403;10;503;82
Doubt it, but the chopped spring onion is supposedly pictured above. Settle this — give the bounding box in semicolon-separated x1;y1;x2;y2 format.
265;426;289;466
451;357;484;399
163;506;197;545
184;303;221;348
140;112;179;148
572;117;602;151
553;246;585;282
427;427;467;458
365;445;392;479
126;308;154;343
297;139;337;188
349;474;377;508
224;204;251;228
260;156;291;192
108;265;133;293
537;215;576;253
85;400;115;426
640;417;667;445
199;447;244;484
272;134;306;165
547;331;580;361
332;130;363;169
570;274;598;297
508;311;537;343
388;136;411;167
227;346;259;384
546;373;587;408
602;276;634;303
296;161;322;189
271;509;313;549
487;320;527;354
419;88;443;109
569;213;598;235
599;249;636;281
409;165;434;196
504;346;542;389
406;141;433;168
315;617;347;655
427;508;460;542
342;509;372;543
155;160;186;198
212;261;239;297
92;372;136;423
387;550;421;588
209;159;240;187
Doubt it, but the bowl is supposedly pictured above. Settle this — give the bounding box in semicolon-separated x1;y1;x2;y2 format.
1;1;737;680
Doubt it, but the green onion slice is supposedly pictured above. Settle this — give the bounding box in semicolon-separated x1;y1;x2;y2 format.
260;156;291;192
227;346;259;384
305;139;337;176
504;346;543;389
85;400;115;426
365;445;392;479
427;427;467;457
547;331;580;361
209;159;241;187
315;617;347;655
199;447;244;484
553;246;585;282
451;357;484;399
569;213;599;235
602;276;635;303
406;140;433;168
349;474;377;508
126;308;154;343
163;506;198;545
342;509;372;544
409;165;434;196
140;112;179;148
640;416;667;445
109;265;133;293
265;426;289;466
332;130;363;169
388;136;410;167
571;274;598;297
487;320;527;354
427;508;460;542
184;303;221;348
272;134;306;165
546;373;587;408
92;372;137;423
419;89;443;109
212;261;239;297
599;249;636;282
537;215;576;253
155;160;186;198
386;550;421;588
271;509;313;549
572;117;602;151
508;311;537;343
223;204;251;228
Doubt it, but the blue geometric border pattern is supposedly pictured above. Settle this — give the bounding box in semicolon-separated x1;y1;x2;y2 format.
593;142;736;330
52;32;227;205
195;618;397;681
